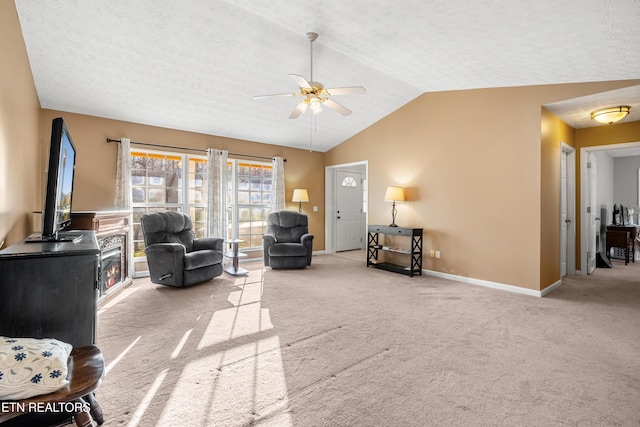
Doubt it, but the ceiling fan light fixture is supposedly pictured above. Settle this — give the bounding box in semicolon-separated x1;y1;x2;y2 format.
309;97;323;114
296;100;308;113
253;31;365;125
591;106;630;124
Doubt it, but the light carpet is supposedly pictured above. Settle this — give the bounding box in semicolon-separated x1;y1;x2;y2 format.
95;252;640;426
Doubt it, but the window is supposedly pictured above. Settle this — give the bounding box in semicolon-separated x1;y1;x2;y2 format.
226;160;272;249
341;176;357;187
130;151;272;259
131;150;207;258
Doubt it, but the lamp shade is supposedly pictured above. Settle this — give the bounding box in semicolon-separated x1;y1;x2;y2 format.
292;189;309;203
384;186;405;202
591;106;630;124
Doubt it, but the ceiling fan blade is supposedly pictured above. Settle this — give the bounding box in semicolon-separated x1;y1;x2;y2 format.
324;98;352;116
289;74;312;88
289;106;303;119
326;86;367;96
253;93;297;100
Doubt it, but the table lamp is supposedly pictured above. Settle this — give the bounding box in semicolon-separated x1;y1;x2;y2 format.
384;186;404;227
292;189;309;213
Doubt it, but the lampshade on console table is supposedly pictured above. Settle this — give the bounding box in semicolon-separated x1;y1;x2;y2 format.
384;187;405;227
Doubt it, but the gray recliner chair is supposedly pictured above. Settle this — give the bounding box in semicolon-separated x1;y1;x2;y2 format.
141;211;224;287
262;211;314;269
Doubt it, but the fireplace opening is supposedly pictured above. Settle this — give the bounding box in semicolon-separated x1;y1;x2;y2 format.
101;246;123;291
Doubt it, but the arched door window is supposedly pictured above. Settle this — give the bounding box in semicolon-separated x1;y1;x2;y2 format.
341;176;357;187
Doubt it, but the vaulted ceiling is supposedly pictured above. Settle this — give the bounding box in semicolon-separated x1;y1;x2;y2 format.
14;0;640;152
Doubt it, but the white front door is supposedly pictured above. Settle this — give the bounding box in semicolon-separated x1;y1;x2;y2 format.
336;170;363;251
587;153;597;274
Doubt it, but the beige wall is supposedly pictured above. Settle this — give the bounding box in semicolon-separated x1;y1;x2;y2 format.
38;109;326;252
0;1;42;247
540;107;575;289
326;81;640;292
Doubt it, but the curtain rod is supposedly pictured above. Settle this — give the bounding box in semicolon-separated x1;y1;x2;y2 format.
106;138;286;162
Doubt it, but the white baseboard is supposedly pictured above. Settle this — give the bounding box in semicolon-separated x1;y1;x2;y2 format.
423;269;545;297
541;279;563;297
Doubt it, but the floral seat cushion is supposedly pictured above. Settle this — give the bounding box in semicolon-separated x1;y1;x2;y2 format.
0;336;73;400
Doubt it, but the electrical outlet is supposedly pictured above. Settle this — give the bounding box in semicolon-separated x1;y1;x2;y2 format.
429;249;435;257
435;250;441;259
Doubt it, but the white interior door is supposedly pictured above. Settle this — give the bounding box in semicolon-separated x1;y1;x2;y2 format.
587;153;597;274
336;170;363;251
560;151;568;277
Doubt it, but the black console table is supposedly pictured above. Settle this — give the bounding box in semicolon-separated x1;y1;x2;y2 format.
367;225;423;277
0;231;100;347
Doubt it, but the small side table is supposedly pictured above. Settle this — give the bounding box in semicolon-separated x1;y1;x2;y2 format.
224;239;248;276
0;345;105;426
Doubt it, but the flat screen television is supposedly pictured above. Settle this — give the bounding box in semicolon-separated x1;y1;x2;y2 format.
27;117;80;243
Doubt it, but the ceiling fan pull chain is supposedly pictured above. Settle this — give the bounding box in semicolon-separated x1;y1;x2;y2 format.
309;115;313;152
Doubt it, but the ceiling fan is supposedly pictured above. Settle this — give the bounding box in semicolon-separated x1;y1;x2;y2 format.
253;32;366;119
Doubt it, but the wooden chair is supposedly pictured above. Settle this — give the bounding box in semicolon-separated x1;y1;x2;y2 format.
606;230;631;265
0;345;105;426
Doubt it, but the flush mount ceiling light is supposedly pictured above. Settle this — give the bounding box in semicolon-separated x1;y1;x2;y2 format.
590;106;630;124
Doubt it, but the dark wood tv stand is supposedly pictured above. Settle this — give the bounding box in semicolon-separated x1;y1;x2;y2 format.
0;230;100;347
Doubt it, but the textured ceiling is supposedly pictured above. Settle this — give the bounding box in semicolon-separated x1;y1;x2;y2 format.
544;85;640;128
14;0;640;152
